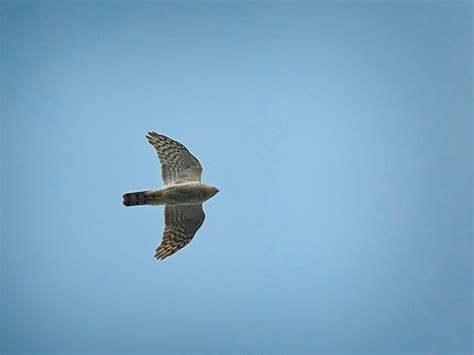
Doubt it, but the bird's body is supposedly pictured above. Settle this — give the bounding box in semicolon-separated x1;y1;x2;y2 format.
123;182;218;206
122;132;219;260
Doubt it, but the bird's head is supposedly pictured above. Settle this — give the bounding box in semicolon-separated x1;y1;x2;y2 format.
204;185;219;198
210;185;219;197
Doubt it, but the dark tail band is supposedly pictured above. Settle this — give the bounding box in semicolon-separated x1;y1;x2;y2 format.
122;190;150;206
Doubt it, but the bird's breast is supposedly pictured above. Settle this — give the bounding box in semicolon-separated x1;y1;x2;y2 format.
163;183;213;205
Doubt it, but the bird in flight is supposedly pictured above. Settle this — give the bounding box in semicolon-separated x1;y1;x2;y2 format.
123;132;219;260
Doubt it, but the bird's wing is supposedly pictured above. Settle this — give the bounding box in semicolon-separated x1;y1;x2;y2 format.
155;204;206;260
146;132;202;185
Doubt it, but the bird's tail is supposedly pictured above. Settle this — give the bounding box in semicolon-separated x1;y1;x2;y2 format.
122;189;165;206
122;190;151;207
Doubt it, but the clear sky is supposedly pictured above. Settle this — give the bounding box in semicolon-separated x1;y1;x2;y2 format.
1;1;472;354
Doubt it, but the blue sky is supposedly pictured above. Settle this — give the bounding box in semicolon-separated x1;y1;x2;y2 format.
1;1;472;354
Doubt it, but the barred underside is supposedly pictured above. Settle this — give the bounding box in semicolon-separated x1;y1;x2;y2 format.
163;183;212;205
